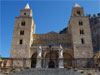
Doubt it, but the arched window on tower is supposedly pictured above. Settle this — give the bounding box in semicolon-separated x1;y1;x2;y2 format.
19;39;23;45
81;38;84;44
24;13;26;15
21;21;25;26
80;29;84;35
79;21;83;25
20;30;24;35
77;10;81;15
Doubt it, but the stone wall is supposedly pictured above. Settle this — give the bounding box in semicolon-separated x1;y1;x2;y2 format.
32;32;72;47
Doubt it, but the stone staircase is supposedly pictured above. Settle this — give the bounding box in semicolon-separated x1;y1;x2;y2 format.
10;68;87;75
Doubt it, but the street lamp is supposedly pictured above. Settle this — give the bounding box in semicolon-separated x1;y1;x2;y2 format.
49;44;53;61
48;43;54;68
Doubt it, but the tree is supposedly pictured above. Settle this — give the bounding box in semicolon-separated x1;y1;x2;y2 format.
97;13;100;17
86;14;91;18
93;14;96;18
88;14;91;17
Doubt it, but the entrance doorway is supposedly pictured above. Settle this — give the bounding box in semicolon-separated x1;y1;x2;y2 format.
45;51;58;68
48;60;55;68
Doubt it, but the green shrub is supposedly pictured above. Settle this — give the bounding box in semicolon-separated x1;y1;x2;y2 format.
13;70;17;73
20;68;24;71
4;72;9;74
26;66;31;69
87;72;92;75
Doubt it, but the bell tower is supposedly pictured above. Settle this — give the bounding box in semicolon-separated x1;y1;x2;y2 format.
71;3;84;17
69;3;93;60
10;3;35;58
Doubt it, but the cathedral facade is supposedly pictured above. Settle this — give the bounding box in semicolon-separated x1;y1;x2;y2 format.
10;3;94;68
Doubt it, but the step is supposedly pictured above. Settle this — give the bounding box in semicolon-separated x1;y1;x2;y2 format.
10;68;87;75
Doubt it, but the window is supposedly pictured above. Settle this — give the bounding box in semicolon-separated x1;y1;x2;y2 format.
79;21;83;25
81;38;84;44
80;30;84;35
20;30;24;35
21;21;25;26
77;11;80;15
24;13;26;15
19;39;23;45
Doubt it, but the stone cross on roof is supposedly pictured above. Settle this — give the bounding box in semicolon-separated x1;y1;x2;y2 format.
25;3;30;9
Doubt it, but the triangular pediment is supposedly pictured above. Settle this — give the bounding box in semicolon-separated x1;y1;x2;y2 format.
46;31;57;34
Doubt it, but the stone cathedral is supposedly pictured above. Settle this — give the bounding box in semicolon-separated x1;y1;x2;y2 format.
10;3;94;68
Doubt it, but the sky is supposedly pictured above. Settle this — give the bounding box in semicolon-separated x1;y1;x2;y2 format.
0;0;100;57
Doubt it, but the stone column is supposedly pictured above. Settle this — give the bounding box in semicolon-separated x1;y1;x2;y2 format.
58;45;64;68
36;46;42;68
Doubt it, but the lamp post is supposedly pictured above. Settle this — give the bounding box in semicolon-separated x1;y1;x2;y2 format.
48;43;54;68
49;44;52;61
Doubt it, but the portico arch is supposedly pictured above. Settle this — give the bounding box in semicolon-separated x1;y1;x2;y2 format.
31;53;37;68
45;51;58;68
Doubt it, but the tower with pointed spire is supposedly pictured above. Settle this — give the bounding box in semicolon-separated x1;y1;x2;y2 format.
25;3;30;9
71;3;84;17
10;3;35;67
69;3;93;60
74;3;80;7
20;3;32;17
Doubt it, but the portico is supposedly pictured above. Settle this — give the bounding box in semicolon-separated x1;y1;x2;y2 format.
31;45;73;68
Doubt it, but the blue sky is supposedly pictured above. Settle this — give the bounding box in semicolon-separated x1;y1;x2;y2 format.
0;0;100;57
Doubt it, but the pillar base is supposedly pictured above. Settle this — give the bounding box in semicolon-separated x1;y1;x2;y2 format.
36;58;42;68
59;58;64;68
